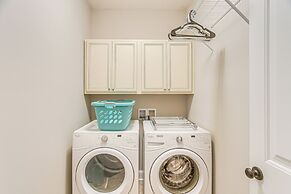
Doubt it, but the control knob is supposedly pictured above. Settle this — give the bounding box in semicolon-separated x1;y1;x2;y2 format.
101;135;108;143
176;136;183;143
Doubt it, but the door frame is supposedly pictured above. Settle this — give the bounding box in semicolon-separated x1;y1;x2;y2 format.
249;0;268;168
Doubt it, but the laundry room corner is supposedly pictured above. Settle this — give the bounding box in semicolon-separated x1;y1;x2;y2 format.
187;1;249;194
5;0;291;194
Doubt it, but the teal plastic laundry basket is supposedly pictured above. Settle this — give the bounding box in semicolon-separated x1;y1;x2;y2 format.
91;100;135;131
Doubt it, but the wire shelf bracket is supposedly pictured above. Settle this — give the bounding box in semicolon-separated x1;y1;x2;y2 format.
224;0;249;24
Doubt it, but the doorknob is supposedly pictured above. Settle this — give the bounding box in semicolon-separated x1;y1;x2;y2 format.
245;166;264;180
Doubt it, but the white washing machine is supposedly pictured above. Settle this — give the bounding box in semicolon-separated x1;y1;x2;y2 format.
72;120;139;194
143;117;212;194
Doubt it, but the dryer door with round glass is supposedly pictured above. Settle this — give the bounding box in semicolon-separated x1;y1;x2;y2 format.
150;149;208;194
76;148;134;194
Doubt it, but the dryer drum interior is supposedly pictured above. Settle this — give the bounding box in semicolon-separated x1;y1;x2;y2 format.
85;154;125;193
159;154;199;193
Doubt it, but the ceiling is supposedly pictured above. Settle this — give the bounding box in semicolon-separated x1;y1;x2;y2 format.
87;0;194;11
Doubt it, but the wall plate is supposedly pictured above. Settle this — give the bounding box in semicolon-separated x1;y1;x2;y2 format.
138;109;147;120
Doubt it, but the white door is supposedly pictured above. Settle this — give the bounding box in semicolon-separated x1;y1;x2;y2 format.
141;41;167;93
249;0;291;193
85;40;112;93
112;41;137;92
167;42;192;93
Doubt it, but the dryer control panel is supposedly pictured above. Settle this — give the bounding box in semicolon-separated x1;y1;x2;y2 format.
73;132;138;150
73;120;139;150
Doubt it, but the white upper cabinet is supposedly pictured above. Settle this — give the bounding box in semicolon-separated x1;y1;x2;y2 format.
168;42;192;93
84;40;193;94
84;40;137;94
112;41;137;92
85;40;111;93
141;41;193;94
141;41;167;92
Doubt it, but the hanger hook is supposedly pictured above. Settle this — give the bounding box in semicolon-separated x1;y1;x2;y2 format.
168;33;172;40
188;10;196;22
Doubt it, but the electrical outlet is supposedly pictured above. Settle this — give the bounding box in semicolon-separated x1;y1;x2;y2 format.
138;108;157;120
148;109;157;118
138;109;147;120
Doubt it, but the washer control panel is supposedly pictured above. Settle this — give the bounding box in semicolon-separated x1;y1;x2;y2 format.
145;132;211;150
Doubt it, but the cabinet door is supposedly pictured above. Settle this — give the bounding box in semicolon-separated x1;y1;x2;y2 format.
141;41;167;93
112;41;137;92
168;42;192;93
85;40;112;93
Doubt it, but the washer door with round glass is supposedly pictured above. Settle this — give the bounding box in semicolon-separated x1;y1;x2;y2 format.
76;148;134;194
150;149;208;194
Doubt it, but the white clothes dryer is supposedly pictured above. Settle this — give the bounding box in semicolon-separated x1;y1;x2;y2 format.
72;120;139;194
143;118;212;194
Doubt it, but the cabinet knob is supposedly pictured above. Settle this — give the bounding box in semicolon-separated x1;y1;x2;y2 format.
108;88;110;91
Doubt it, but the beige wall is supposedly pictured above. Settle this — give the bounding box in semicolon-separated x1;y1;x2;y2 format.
88;9;189;118
90;9;186;39
187;1;249;194
89;94;190;120
0;1;91;194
